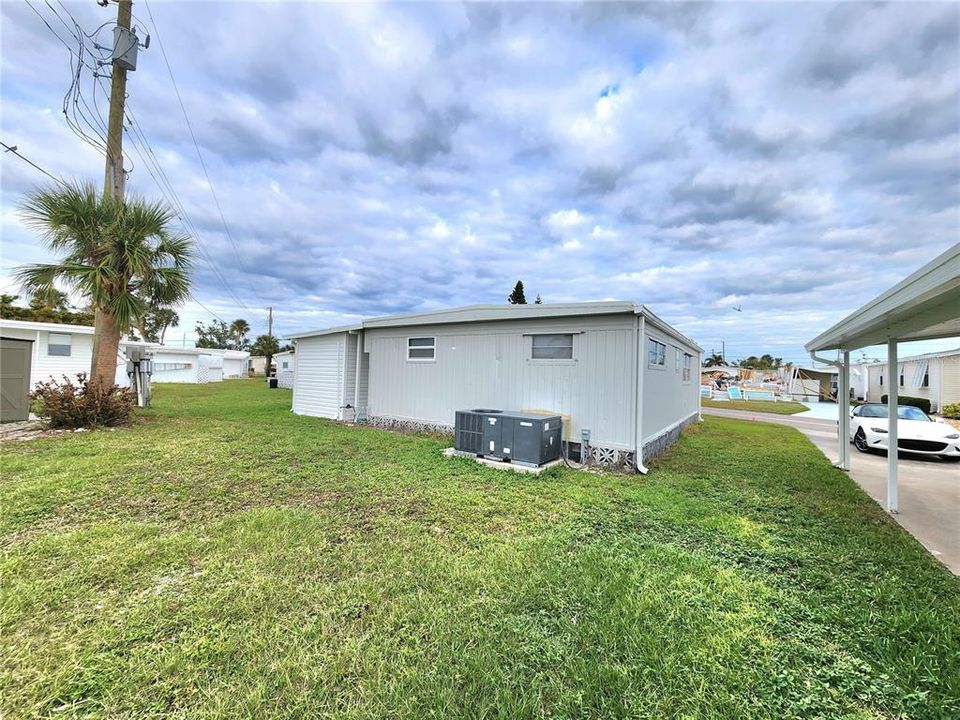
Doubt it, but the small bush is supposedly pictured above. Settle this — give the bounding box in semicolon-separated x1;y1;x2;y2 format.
31;373;135;429
880;394;931;414
941;403;960;419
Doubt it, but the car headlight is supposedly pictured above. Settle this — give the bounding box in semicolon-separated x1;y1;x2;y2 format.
945;433;960;440
870;427;888;433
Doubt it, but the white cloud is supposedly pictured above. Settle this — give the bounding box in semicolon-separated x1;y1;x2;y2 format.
0;0;956;363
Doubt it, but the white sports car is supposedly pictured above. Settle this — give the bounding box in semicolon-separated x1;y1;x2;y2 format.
850;404;960;460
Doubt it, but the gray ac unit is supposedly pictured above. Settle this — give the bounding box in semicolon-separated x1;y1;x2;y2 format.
455;409;562;466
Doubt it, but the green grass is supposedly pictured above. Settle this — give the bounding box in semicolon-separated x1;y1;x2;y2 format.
2;381;958;719
702;397;810;415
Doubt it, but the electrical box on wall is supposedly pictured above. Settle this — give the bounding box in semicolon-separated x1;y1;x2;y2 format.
455;409;562;466
112;26;138;71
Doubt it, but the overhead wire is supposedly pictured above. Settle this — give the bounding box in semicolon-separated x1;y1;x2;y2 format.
142;0;267;307
1;141;68;186
23;0;259;320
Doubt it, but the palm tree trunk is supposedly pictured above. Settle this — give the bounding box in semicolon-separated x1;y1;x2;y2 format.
93;308;122;387
90;308;103;378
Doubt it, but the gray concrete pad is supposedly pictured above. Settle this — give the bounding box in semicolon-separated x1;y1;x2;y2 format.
703;407;960;574
442;447;564;474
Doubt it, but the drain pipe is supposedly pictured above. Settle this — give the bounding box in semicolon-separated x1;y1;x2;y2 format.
634;313;650;475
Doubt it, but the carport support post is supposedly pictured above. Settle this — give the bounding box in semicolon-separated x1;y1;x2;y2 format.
887;339;899;513
839;351;850;471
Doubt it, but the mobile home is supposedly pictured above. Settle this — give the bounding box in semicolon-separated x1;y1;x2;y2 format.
274;350;296;388
287;302;702;470
860;348;960;411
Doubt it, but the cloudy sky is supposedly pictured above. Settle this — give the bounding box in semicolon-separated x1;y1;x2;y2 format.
2;1;958;363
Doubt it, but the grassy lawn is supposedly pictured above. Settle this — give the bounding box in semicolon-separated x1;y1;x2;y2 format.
702;397;810;415
2;381;958;719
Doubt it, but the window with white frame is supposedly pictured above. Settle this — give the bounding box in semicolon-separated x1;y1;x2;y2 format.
282;360;289;370
682;353;692;381
648;338;666;367
48;333;72;357
407;336;436;361
531;333;574;360
675;347;681;373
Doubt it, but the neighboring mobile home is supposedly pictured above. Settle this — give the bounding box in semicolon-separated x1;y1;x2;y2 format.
274;350;296;388
0;318;241;391
287;302;702;470
858;348;960;411
204;348;250;379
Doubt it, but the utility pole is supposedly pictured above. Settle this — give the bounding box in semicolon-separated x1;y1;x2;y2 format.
92;0;135;378
267;306;273;336
721;340;725;364
103;0;133;199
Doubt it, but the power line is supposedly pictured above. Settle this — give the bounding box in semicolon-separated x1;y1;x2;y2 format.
142;0;265;306
24;0;256;320
1;141;68;186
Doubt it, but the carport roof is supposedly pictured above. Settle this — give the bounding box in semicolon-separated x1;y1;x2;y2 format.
805;243;960;352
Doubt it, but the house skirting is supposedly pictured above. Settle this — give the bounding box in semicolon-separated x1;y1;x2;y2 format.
641;412;700;460
367;411;699;473
367;415;454;435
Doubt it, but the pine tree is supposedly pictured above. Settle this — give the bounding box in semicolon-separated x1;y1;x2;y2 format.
508;280;527;304
534;294;542;304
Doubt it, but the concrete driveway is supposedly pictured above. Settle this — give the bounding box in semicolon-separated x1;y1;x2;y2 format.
702;406;960;574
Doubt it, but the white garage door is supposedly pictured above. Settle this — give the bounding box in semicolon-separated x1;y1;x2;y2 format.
292;334;344;419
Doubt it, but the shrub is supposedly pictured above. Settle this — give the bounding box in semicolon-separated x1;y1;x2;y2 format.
880;394;931;414
941;403;960;419
31;373;135;429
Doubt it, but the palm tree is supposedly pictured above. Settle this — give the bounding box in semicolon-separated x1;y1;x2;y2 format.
229;318;251;350
704;352;725;367
16;182;192;386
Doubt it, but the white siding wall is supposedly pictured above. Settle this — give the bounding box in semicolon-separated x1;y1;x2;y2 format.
941;356;960;408
149;350;201;383
641;326;701;445
222;357;247;379
363;315;639;449
863;354;959;411
292;333;346;420
1;327;94;388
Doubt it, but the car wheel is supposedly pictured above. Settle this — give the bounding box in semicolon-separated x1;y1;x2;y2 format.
853;428;870;453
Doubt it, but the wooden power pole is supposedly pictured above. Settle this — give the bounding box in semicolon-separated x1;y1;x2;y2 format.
268;306;273;336
103;0;133;199
92;0;134;377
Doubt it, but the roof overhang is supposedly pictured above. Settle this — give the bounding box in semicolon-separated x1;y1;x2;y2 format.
805;243;960;353
0;318;95;334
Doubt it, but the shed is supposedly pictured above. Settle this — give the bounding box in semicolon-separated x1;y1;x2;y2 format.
1;336;34;422
287;303;701;471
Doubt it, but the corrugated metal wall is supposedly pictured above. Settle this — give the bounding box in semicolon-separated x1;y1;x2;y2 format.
0;327;94;388
640;325;701;445
292;333;346;420
363;314;640;449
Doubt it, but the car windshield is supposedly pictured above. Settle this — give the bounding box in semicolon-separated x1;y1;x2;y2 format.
859;405;930;421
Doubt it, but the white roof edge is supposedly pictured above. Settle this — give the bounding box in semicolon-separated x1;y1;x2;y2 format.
805;243;960;352
855;347;960;365
285;301;701;352
635;304;703;352
0;318;96;334
361;301;638;327
286;322;363;340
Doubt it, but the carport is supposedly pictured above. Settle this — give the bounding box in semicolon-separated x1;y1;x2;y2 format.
805;243;960;513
